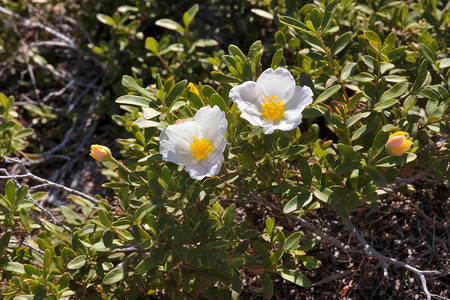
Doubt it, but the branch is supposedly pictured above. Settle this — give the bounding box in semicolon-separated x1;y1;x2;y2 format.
0;168;71;232
9;239;44;255
226;182;362;254
1;157;98;205
343;218;446;300
0;6;78;50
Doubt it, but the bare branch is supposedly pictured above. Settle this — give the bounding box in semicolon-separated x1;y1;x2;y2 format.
343;218;446;300
1;157;98;205
0;168;71;232
9;239;44;255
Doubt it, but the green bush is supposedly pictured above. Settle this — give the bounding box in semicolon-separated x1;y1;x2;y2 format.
0;0;449;299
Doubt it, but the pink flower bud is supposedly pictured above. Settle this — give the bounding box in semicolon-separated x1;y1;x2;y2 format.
386;132;413;156
90;144;111;162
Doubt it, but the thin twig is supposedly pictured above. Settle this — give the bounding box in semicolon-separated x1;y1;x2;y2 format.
112;246;150;254
0;5;78;50
39;119;77;158
9;239;44;255
0;168;71;232
1;157;98;205
343;218;445;300
226;182;363;254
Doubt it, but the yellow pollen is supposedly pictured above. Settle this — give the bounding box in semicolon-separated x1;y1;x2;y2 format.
261;96;284;121
189;136;213;160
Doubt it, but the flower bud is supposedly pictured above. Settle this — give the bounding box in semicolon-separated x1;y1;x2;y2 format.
90;144;111;162
386;131;413;156
188;82;200;96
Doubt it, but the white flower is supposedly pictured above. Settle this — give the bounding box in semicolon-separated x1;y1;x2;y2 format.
159;105;227;180
229;68;313;134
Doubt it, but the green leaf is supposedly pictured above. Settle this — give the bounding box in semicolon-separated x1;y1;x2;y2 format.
131;198;165;223
331;32;352;56
418;88;440;101
335;161;363;174
165;80;187;106
340;62;357;81
224;204;236;227
299;72;315;92
0;259;25;274
261;273;273;299
350;72;375;82
373;98;399;111
412;60;428;92
419;43;436;63
183;4;199;28
67;255;87;270
136;254;161;273
133;118;160;128
313;186;341;205
211;71;240;84
314;85;341;104
203;241;232;249
103;266;132;285
193;39;218;47
366;166;387;187
346;112;370;127
115;95;152;107
145;37;159;55
271;48;284;69
376;153;417;167
155;18;184;33
60;206;83;225
0;232;11;256
321;1;337;32
43;249;51;275
386;47;406;61
251;8;274;20
283;191;313;213
218;257;245;273
24;264;41;276
439;58;450;69
283;232;302;251
14;128;34;139
277;268;311;287
210;94;227;112
363;30;381;50
96;14;115;26
298;158;312;186
228;45;246;62
300;256;322;270
278;15;310;33
265;218;274;234
231;271;242;293
336;144;360;161
102;229;114;247
5;180;15;203
302;108;321;119
379;82;409;102
371;130;390;151
361;55;378;69
121;76;156;100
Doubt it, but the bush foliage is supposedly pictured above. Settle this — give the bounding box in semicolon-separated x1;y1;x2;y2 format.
0;0;449;299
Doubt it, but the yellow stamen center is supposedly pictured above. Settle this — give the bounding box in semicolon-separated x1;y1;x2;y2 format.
261;96;284;121
189;136;213;160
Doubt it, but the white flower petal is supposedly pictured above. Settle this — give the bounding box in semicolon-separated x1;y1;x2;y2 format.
261;120;297;134
160;105;227;180
193;105;228;143
186;153;223;180
256;68;296;101
230;81;265;108
284;85;314;112
159;121;199;165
